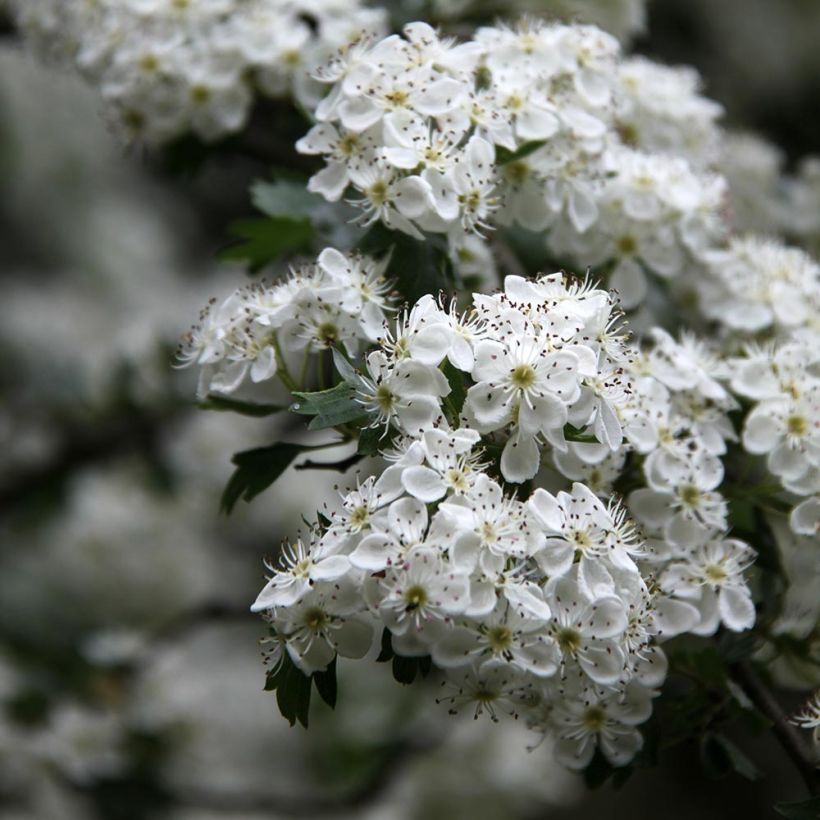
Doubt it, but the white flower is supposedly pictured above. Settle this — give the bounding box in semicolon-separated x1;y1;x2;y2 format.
251;537;350;611
660;538;756;634
545;575;628;685
550;684;652;769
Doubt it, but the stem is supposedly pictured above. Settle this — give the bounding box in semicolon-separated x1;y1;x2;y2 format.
272;335;298;393
298;349;311;391
731;660;820;796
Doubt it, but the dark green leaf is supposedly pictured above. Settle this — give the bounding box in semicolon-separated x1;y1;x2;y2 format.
718;631;758;663
442;360;467;424
716;735;760;781
495;140;547;165
359;223;451;303
582;749;616;789
564;423;599;443
728;497;756;534
376;628;394;663
313;657;338;709
199;395;287;417
219;217;313;273
221;442;306;514
357;425;394;457
774;797;820;820
272;653;313;728
251;178;319;219
699;733;733;780
291;382;368;430
390;653;433;685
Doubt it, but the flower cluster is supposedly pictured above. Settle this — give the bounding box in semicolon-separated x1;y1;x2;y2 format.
700;237;820;338
299;20;736;310
728;338;819;535
617;330;758;633
252;454;697;770
549;145;727;308
615;57;723;168
246;274;758;770
354;272;642;482
8;0;386;144
431;0;649;45
298;20;621;244
177;248;396;399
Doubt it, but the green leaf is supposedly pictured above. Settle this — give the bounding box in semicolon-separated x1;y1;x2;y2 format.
699;732;732;779
221;442;306;514
699;732;758;781
728;497;756;534
442;360;468;424
582;749;616;789
219;217;313;273
376;628;395;663
199;395;286;417
291;382;368;430
359;223;453;303
495;140;547;165
313;657;338;709
266;652;313;728
564;423;599;443
251;178;320;219
357;425;394;457
716;734;760;781
391;653;432;685
774;797;820;819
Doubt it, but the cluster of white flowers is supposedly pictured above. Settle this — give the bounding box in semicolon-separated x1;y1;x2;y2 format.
177;248;397;399
728;338;820;536
8;0;387;144
354;271;643;482
615;57;724;168
699;238;820;338
431;0;648;44
299;20;734;311
298;20;621;245
622;330;759;633
245;272;763;770
549;145;727;308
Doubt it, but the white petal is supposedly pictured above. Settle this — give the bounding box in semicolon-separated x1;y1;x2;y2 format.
311;555;350;581
394;175;434;220
582;597;627;640
790;497;820;535
719;587;755;632
578;643;625;685
529;488;563;532
402;465;446;502
500;431;540;483
332;617;374;659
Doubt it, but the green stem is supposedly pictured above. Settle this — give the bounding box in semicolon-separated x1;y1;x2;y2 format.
271;335;298;393
298;349;311;391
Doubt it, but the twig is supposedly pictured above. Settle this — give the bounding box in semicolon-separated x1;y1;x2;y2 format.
295;453;365;473
731;660;820;796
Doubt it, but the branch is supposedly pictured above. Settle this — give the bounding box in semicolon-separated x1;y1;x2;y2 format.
731;660;820;796
295;453;365;473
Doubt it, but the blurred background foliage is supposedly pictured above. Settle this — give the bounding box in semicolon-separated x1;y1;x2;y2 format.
0;1;818;818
